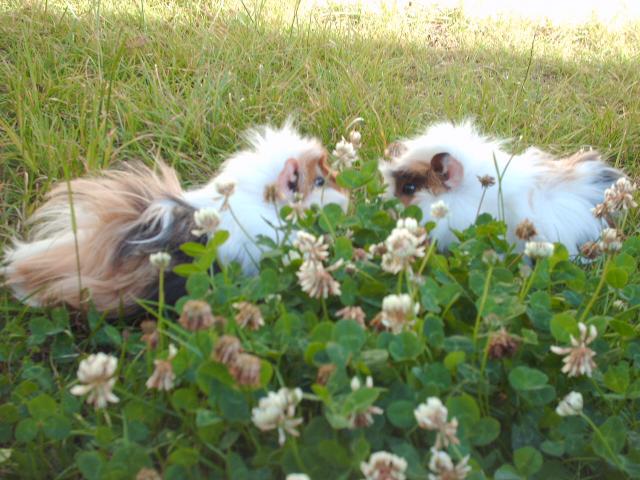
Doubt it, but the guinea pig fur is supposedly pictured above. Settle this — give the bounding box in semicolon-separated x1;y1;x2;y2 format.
379;120;623;255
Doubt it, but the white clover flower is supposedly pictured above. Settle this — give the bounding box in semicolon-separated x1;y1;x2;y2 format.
381;225;426;274
361;451;408;480
232;301;265;330
216;180;236;198
598;228;622;253
524;241;554;259
428;449;471;480
192;207;221;236
70;353;119;409
285;199;307;223
282;250;302;267
515;219;537;241
613;299;627;310
593;177;637;218
607;178;636;210
136;468;162;480
414;397;460;449
179;299;216;331
332;137;358;169
149;251;171;270
286;475;311;480
349;130;362;148
378;294;419;334
482;249;499;266
251;387;304;445
214;180;236;210
293;231;329;262
395;217;422;235
556;391;583;417
336;306;367;327
550;322;597;377
146;344;178;391
297;259;342;299
348;376;383;428
229;353;262;388
351;375;362;391
214;335;244;365
477;175;496;188
430;200;449;220
414;397;448;430
615;177;637;193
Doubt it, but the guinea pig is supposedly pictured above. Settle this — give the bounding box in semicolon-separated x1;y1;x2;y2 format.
2;121;348;314
379;120;623;254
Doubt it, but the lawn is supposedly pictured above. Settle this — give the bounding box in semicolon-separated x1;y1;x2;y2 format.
1;1;640;478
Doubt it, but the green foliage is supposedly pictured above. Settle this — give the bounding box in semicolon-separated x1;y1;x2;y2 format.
3;173;639;478
1;1;640;479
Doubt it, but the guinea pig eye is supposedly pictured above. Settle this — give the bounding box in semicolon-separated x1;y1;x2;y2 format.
402;183;417;195
314;176;325;187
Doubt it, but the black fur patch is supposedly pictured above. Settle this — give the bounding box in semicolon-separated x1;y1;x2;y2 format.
595;168;622;188
116;196;218;314
116;197;198;259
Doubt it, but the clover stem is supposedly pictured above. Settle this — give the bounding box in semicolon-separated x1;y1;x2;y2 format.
578;257;611;324
271;201;283;245
580;412;623;469
451;444;466;462
479;332;493;415
620;209;630;233
589;377;613;409
243;425;262;454
475;186;488;221
473;265;493;349
321;297;329;321
480;332;491;376
416;239;437;278
289;436;306;472
158;268;166;351
475;267;494;417
103;410;112;428
518;260;540;301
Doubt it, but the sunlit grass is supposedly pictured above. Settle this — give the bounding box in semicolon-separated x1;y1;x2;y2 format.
0;2;639;477
0;0;639;290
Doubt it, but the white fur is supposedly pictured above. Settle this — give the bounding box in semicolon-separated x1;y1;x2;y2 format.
381;121;619;255
183;122;348;274
1;122;349;310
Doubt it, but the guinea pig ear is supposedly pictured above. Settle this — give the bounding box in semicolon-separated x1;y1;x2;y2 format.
431;152;464;189
317;149;338;184
277;158;300;198
384;141;408;160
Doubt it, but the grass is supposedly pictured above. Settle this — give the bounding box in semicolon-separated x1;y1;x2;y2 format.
0;2;639;351
0;2;639;477
1;0;639;347
0;5;637;307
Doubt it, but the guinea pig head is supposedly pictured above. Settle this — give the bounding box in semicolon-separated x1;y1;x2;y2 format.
380;142;464;207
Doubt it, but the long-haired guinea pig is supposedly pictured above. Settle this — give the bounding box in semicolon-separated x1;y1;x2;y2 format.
379;120;624;254
2;122;348;314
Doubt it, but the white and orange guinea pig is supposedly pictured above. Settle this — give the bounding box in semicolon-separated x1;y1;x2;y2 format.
379;120;623;255
1;122;348;315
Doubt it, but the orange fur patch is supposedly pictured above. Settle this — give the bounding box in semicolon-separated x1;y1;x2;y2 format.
537;150;602;187
391;161;448;205
3;162;184;313
298;148;346;198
